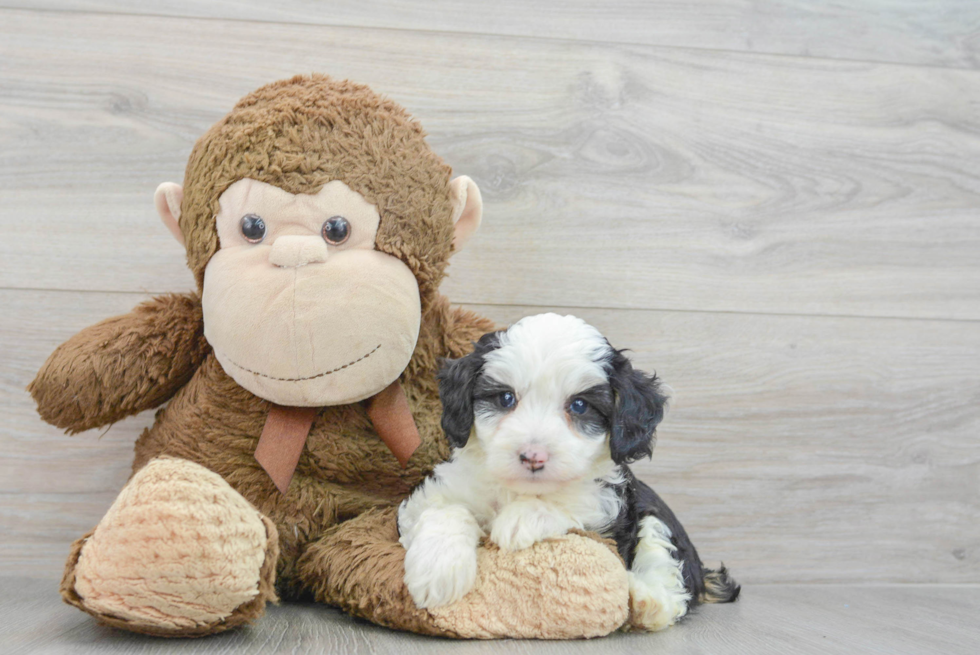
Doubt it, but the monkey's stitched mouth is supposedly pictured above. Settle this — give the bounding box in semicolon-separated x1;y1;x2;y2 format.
218;344;382;382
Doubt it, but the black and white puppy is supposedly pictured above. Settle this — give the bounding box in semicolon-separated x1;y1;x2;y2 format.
398;313;739;630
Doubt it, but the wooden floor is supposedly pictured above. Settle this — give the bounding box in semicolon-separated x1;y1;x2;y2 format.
1;1;978;652
3;577;979;655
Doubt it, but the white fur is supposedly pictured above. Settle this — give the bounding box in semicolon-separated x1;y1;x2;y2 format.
399;314;676;616
475;315;613;496
628;516;691;631
397;436;625;607
400;504;481;608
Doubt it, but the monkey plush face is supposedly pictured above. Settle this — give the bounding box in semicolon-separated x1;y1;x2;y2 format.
199;178;420;406
158;173;479;406
153;74;482;407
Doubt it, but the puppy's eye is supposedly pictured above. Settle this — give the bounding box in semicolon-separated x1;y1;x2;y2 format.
322;216;350;245
498;391;517;409
240;214;266;243
569;398;589;415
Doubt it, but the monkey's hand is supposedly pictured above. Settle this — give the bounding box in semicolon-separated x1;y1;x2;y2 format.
298;506;629;639
29;292;209;433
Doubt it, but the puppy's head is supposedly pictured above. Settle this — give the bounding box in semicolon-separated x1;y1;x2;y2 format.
438;314;667;493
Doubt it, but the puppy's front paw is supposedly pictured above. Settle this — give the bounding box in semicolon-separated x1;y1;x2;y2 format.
490;500;574;552
403;506;480;609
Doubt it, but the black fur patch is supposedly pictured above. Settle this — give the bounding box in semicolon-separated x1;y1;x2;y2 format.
567;384;613;438
601;469;740;607
436;331;502;448
472;378;518;420
603;347;668;464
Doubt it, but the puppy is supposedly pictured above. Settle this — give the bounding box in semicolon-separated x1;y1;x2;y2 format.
398;313;739;630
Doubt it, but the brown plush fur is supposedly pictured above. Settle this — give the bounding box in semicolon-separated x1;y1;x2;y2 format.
180;74;456;303
297;506;460;637
29;292;208;434
30;74;628;639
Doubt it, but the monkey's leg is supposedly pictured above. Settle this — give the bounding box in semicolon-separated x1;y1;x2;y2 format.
61;457;278;637
297;506;630;639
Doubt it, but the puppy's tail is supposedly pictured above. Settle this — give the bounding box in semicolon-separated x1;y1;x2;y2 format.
699;564;740;603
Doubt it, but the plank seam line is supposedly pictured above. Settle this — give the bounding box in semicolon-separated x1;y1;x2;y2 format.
1;285;979;325
1;5;978;75
458;300;980;325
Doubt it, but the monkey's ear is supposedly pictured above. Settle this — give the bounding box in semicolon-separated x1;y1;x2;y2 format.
154;182;185;247
449;175;482;253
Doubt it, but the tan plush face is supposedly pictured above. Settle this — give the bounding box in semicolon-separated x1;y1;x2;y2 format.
201;178;422;407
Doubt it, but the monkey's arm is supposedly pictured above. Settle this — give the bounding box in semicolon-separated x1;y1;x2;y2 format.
29;292;209;434
297;506;629;638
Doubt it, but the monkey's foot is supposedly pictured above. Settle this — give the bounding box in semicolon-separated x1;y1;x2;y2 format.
61;457;279;637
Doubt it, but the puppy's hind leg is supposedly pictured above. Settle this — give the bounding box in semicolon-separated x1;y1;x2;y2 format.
626;516;691;632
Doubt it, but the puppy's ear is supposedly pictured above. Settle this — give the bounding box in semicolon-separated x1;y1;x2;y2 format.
437;331;501;448
607;349;668;464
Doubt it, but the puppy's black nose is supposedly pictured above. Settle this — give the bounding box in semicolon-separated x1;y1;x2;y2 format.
519;449;548;472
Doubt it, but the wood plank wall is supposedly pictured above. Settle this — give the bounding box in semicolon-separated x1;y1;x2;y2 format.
1;3;977;584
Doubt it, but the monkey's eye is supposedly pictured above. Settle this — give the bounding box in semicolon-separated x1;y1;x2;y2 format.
569;398;589;415
240;214;266;243
322;216;351;245
498;391;517;409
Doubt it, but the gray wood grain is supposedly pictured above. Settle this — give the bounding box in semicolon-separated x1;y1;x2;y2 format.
3;1;979;69
2;9;979;647
2;577;978;655
1;9;979;320
4;289;978;583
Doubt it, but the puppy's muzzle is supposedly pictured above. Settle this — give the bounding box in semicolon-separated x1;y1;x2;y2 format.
519;448;548;473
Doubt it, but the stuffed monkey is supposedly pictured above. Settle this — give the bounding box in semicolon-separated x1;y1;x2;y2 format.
29;75;630;638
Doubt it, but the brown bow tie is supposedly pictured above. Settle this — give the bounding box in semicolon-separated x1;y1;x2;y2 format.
253;379;421;494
